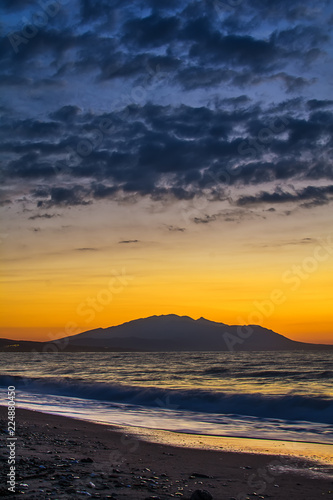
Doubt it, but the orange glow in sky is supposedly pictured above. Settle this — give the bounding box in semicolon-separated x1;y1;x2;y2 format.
1;201;332;344
1;0;333;349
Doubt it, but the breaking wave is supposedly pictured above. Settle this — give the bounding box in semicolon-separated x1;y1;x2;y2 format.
1;374;332;425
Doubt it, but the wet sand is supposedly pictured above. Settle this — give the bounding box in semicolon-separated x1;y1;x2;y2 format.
0;406;332;499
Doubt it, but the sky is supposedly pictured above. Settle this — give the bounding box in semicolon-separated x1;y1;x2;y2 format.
0;0;333;344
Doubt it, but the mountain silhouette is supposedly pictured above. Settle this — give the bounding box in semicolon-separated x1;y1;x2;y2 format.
58;314;332;351
1;315;332;352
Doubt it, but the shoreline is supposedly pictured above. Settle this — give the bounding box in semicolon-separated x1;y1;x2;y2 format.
1;407;333;499
121;424;333;465
2;401;332;465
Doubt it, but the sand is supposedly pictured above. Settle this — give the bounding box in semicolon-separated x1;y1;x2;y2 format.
0;406;332;499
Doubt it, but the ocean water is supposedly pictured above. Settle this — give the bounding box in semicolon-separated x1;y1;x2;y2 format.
0;351;332;444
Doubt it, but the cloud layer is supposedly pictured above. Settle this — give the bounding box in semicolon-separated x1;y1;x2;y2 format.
1;0;332;212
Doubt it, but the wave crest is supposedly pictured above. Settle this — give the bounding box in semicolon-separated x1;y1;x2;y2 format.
1;374;332;425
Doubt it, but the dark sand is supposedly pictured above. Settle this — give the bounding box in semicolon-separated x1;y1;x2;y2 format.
1;406;332;499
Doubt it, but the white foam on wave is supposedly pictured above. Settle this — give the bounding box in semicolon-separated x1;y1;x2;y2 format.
1;387;332;445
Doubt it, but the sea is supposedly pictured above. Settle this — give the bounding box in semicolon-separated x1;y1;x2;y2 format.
0;351;332;445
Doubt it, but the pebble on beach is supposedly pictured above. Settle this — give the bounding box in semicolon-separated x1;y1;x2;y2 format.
190;489;213;500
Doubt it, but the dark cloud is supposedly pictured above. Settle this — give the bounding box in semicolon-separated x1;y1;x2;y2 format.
237;185;333;207
238;0;328;22
0;14;327;152
11;119;61;138
193;215;217;224
307;99;333;110
123;14;180;47
97;53;180;82
265;73;314;93
0;199;12;206
28;213;60;220
256;237;315;248
118;239;139;244
2;29;76;65
8;154;57;179
80;0;117;24
50;105;81;121
0;74;31;86
0;0;332;212
1;0;36;10
221;95;251;106
179;13;327;77
167;225;186;232
1;0;326;94
267;98;304;113
75;247;98;251
272;25;328;54
177;66;236;90
36;186;92;208
91;184;118;199
189;33;280;73
1;101;332;207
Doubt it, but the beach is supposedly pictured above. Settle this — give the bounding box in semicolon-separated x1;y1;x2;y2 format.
1;407;332;500
2;0;333;495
